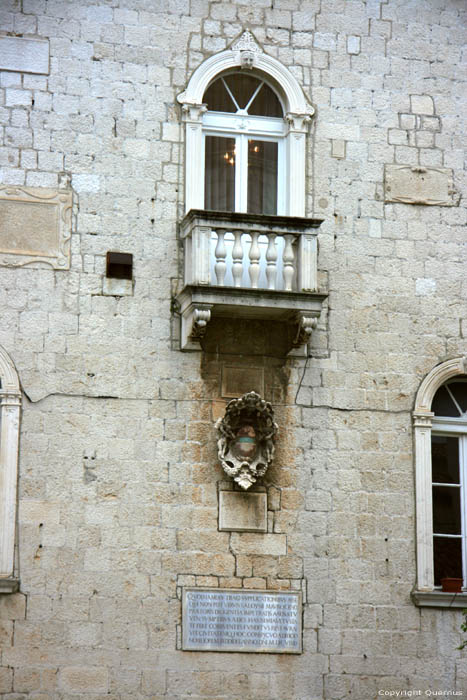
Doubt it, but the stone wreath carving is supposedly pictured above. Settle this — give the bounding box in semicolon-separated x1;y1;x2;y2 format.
215;391;278;490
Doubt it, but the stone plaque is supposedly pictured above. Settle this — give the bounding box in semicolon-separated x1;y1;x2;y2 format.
0;36;50;74
0;186;72;269
221;365;264;398
182;588;302;653
384;165;458;206
219;491;267;532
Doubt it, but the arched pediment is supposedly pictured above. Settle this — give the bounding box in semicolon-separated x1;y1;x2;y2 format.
178;30;314;118
414;357;467;414
0;345;20;395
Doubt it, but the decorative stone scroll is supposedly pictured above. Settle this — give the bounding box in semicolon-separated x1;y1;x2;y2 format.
384;165;459;206
215;391;277;490
182;588;302;653
0;186;72;269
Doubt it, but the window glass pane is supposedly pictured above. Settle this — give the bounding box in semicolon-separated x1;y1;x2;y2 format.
433;536;462;585
224;74;261;110
248;82;283;117
205;136;235;212
449;379;467;415
247;140;277;215
203;79;236;112
431;435;459;483
203;74;283;117
432;385;459;417
432;485;461;534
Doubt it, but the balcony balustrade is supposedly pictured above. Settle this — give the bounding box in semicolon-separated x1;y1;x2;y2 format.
175;209;327;354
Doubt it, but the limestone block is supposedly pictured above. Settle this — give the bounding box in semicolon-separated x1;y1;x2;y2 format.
59;666;108;694
0;36;49;75
230;532;287;556
0;186;72;269
384;165;459;206
218;491;267;532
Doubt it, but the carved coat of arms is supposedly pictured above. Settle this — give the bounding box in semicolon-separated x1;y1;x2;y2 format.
215;391;278;490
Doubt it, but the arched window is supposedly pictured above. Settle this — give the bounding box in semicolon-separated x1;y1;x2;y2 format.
413;357;467;606
0;346;21;592
203;72;284;215
178;31;314;217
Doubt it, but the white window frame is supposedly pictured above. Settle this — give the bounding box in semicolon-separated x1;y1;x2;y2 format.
203;115;286;214
0;346;21;592
178;32;314;217
413;356;467;600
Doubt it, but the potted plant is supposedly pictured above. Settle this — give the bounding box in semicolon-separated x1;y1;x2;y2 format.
441;577;463;592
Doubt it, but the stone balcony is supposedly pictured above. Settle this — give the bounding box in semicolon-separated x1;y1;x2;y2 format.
175;209;327;355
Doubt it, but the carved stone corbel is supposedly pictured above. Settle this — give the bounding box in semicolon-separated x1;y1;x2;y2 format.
180;303;213;350
291;314;318;350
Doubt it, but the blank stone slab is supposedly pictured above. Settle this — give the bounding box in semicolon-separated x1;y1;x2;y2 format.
182;588;302;653
384;165;458;206
221;365;264;398
0;186;72;269
219;491;267;532
0;36;50;74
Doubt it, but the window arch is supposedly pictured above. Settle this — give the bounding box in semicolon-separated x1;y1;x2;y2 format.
178;31;314;216
0;346;21;592
413;357;467;601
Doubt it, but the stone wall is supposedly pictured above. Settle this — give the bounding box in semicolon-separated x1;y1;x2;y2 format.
0;0;466;698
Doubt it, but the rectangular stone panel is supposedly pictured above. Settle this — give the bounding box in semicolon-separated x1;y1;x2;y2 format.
222;365;264;398
384;165;458;206
0;36;50;74
219;491;267;532
182;588;302;653
0;186;72;269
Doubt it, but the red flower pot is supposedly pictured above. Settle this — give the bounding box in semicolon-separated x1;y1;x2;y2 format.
441;577;463;592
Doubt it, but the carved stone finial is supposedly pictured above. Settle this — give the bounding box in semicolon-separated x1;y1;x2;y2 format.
231;30;262;70
215;391;278;490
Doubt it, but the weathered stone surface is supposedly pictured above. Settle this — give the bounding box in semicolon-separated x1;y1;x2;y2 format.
0;36;49;75
0;186;72;269
0;0;465;697
218;491;267;532
384;165;458;206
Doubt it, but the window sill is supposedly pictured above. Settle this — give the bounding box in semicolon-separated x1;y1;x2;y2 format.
0;577;19;594
412;590;467;608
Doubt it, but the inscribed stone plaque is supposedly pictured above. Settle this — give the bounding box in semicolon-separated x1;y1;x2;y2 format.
0;36;50;74
0;186;72;269
219;491;267;532
384;165;458;206
182;588;302;653
222;365;264;398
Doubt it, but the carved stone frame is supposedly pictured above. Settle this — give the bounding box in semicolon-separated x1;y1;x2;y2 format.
0;346;21;592
178;30;315;217
413;357;467;599
0;185;72;269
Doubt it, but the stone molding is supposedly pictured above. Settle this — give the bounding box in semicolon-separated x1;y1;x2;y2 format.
0;185;72;269
413;357;467;593
177;31;314;216
0;347;21;584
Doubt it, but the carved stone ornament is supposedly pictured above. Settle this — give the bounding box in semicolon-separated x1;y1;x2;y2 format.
215;391;278;490
231;30;262;70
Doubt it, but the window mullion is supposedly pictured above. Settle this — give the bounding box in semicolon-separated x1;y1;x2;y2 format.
236;135;248;212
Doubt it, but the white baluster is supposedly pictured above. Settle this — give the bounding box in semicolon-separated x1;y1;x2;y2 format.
232;230;244;288
214;229;227;286
248;231;260;289
265;233;278;290
283;234;295;291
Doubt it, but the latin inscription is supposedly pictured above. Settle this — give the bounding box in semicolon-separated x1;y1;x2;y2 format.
182;588;301;653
